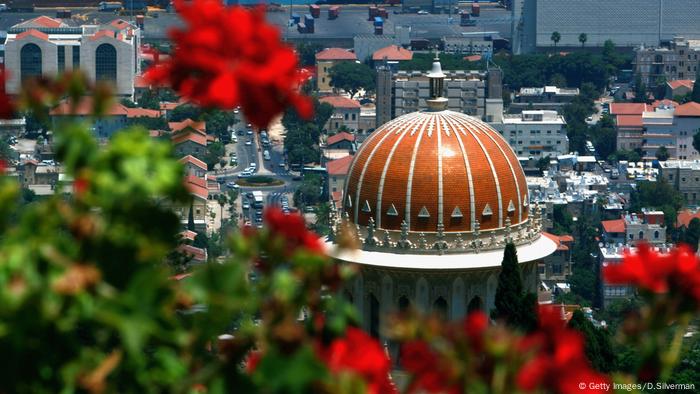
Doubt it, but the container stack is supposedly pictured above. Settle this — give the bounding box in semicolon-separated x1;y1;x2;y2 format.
304;13;315;33
309;4;320;18
328;6;339;19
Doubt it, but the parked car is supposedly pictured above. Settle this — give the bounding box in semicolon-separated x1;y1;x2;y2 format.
245;140;252;146
238;171;253;178
417;10;429;14
242;202;251;210
226;182;239;189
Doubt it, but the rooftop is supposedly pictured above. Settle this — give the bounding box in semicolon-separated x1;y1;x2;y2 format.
315;48;357;61
326;154;354;175
372;45;413;61
675;102;700;117
326;132;356;146
319;95;361;109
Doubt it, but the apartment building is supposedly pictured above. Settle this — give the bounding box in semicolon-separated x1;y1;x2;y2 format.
635;36;700;87
509;86;579;114
491;110;568;159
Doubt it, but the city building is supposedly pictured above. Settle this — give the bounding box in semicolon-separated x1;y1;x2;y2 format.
601;211;666;246
666;79;695;99
319;96;362;132
49;97;128;139
540;233;573;288
179;155;208;178
314;48;357;93
508;86;579;114
599;244;672;307
659;160;700;205
490;110;568;159
326;57;556;346
181;175;209;232
515;0;700;53
372;45;413;70
634;37;700;87
376;63;393;128
326;154;353;201
612;101;700;160
353;31;411;63
170;120;208;160
442;35;493;57
392;70;487;118
4;16;141;97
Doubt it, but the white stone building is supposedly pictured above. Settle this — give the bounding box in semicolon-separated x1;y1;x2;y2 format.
4;16;140;97
491;110;568;159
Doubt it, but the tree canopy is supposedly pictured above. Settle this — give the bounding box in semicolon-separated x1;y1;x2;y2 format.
492;243;537;332
328;62;376;99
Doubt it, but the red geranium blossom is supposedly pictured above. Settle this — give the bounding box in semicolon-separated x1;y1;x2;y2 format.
604;242;700;305
264;207;324;255
145;0;312;129
517;306;610;394
401;340;458;394
316;327;396;394
0;70;16;119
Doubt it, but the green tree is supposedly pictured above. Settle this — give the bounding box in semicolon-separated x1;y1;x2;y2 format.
590;114;617;159
633;74;647;103
170;104;202;122
294;173;323;207
578;33;587;48
693;129;700;154
692;70;700;103
655;146;670;161
492;243;536;332
187;200;195;231
549;73;567;87
120;98;137;108
568;310;615;372
204;141;225;170
127;116;168;130
328;62;376;99
203;109;237;137
551;31;561;47
295;42;323;67
682;217;700;252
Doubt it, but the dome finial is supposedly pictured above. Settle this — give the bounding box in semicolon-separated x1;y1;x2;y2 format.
426;46;448;111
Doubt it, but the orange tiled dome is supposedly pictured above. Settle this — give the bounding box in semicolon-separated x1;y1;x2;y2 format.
343;110;529;233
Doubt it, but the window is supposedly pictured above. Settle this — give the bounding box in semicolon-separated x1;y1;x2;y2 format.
344;113;348;120
639;231;644;239
72;46;80;69
20;43;42;81
57;46;65;73
95;43;117;83
351;113;356;120
629;234;634;240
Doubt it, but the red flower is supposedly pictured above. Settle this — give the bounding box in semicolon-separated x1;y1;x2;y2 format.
317;327;396;394
400;340;458;394
74;177;90;196
517;306;610;394
604;243;700;306
146;0;312;129
264;207;324;255
0;70;16;119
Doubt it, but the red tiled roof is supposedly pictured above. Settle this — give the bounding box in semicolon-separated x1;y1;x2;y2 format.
125;107;161;118
601;219;626;234
110;19;133;29
179;155;207;171
160;101;186;111
15;29;49;42
149;130;165;138
559;235;574;242
169;119;206;134
315;48;357;61
91;30;123;41
372;45;413;61
134;74;151;89
326;154;354;175
177;244;207;262
172;131;207;146
675;102;700;117
615;115;643;128
17;16;64;28
651;99;679;109
676;210;700;228
327;131;356;146
50;97;128;116
185;175;208;199
319;95;361;109
180;229;197;241
170;272;193;281
463;54;482;62
207;134;216;143
610;103;648;115
667;79;694;90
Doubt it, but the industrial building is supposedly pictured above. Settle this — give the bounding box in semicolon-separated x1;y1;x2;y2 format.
514;0;700;53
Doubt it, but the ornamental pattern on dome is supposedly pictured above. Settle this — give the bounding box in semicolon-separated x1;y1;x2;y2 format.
343;110;529;234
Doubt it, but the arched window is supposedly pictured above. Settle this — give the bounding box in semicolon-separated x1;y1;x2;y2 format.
95;43;117;83
433;297;448;320
20;43;42;81
398;296;410;313
654;230;659;239
638;231;644;240
467;296;483;313
369;293;380;338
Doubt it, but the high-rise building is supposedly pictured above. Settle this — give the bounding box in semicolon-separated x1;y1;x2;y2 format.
375;62;393;127
4;16;141;97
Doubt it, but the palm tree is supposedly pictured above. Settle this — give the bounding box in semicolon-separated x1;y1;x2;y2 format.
551;31;561;48
217;193;227;226
579;33;587;48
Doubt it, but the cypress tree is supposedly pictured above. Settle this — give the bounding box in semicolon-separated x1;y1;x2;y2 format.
492;243;524;326
187;201;195;232
684;217;700;252
568;309;615;372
